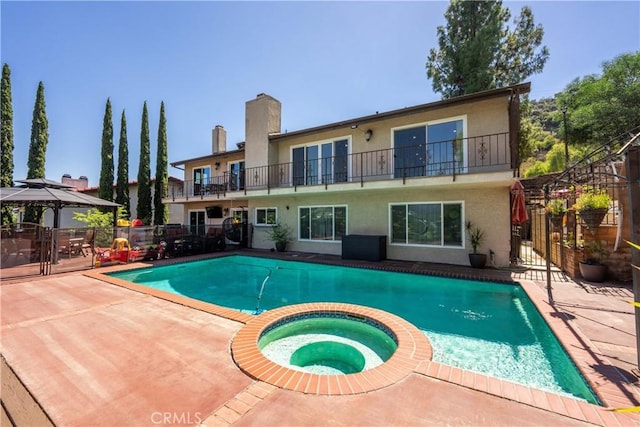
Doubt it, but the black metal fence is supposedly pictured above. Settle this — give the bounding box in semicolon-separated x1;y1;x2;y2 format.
0;223;229;279
519;126;639;282
170;133;511;199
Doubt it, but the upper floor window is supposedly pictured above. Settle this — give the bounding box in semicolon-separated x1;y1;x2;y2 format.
292;138;349;186
393;117;466;178
299;205;347;241
390;202;463;247
193;166;211;196
255;207;277;226
228;161;245;191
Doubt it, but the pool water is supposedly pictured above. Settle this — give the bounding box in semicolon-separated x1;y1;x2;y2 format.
110;255;598;403
258;315;398;375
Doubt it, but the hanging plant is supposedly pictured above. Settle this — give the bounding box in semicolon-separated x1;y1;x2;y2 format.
545;198;567;229
573;187;611;233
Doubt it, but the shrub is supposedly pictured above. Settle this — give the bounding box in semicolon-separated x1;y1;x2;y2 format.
545;198;567;215
574;188;611;211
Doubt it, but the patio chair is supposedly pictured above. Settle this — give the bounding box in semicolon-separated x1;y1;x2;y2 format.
81;229;96;257
57;230;71;256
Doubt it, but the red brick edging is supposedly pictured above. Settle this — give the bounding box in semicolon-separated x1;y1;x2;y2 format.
230;302;432;395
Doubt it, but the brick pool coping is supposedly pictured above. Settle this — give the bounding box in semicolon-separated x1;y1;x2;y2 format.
85;255;640;426
230;302;432;395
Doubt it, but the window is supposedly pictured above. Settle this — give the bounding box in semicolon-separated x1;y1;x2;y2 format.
299;205;347;241
255;207;277;226
292;139;349;186
229;161;245;191
189;210;206;236
193;166;211;196
393;117;465;178
390;202;463;247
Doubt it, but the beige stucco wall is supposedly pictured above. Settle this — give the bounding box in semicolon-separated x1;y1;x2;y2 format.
185;151;245;184
272;96;509;162
174;91;516;266
246;94;281;169
179;199;248;228
248;183;512;267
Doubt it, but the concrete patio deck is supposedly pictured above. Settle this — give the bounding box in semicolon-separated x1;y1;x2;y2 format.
2;249;640;426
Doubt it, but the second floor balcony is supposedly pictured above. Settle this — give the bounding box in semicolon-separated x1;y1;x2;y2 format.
167;132;514;201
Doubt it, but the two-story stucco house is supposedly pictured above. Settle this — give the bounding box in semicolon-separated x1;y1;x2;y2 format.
165;83;530;267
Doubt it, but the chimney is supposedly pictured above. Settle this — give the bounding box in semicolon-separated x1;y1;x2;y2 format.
61;174;89;190
212;125;226;154
245;93;281;169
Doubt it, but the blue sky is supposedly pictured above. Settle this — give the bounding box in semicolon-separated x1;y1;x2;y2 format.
2;1;638;186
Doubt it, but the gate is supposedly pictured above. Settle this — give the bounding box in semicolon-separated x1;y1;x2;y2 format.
516;126;639;284
1;223;49;279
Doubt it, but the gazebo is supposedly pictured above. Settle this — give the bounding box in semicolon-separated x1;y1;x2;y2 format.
0;178;120;227
1;178;122;272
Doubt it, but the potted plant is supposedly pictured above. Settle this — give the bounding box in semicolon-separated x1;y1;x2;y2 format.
466;221;486;268
545;198;567;229
267;222;293;252
579;238;608;282
574;188;611;233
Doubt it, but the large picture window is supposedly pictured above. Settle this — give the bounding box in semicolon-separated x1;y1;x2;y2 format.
390;202;463;247
255;207;277;226
393;117;465;178
293;139;349;186
299;205;347;241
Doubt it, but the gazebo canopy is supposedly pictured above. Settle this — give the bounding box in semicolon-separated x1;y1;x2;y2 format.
1;178;120;228
15;178;76;189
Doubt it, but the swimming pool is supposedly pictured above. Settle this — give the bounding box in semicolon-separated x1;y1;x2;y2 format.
109;255;598;403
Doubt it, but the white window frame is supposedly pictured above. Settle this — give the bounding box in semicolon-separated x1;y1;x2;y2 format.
255;207;278;226
388;201;465;248
188;209;206;235
298;204;348;242
192;164;212;184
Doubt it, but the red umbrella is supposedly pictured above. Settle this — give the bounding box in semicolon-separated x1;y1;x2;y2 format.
510;180;529;225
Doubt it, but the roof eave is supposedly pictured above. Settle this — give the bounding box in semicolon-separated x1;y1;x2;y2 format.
269;82;531;141
171;148;245;167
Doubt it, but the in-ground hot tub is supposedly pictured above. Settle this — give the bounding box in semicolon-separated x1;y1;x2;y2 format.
258;311;398;375
231;303;432;395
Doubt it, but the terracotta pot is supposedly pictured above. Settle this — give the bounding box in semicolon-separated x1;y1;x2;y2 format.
579;261;607;283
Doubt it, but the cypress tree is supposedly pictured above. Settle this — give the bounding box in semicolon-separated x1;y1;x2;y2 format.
24;81;48;224
153;101;168;225
98;98;114;204
115;109;131;219
136;101;152;225
1;64;15;225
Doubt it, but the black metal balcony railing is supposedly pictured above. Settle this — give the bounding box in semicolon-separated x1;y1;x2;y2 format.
168;133;511;200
